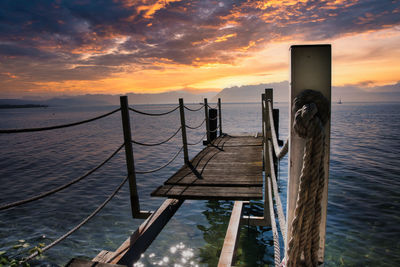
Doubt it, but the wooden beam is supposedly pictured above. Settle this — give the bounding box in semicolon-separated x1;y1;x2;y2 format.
218;201;244;267
286;44;331;263
94;198;184;266
66;258;125;267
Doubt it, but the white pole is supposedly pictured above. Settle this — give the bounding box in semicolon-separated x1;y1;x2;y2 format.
286;45;331;264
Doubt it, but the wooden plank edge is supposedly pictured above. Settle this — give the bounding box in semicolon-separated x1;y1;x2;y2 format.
93;198;184;266
218;201;244;267
66;258;125;267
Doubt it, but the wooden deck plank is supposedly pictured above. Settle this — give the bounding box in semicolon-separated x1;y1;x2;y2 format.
151;185;262;200
151;135;263;200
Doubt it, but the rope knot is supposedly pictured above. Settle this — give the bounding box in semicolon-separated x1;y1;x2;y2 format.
293;103;318;138
292;90;330;139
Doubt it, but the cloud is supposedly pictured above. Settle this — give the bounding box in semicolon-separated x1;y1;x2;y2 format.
0;0;399;94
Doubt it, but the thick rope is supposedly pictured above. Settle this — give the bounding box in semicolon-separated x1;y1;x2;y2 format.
186;119;206;130
277;139;288;159
0;108;120;134
184;104;204;112
22;175;129;263
135;146;183;174
129;106;179;116
131;126;181;146
268;140;287;245
286;90;329;267
266;101;288;160
268;176;281;266
0;143;124;211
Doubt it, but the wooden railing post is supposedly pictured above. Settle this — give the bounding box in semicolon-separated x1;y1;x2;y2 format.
264;89;273;224
286;45;331;264
120;96;140;218
209;108;218;142
179;98;189;165
218;98;223;136
204;98;210;144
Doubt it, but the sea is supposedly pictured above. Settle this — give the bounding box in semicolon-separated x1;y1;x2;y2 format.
0;102;399;267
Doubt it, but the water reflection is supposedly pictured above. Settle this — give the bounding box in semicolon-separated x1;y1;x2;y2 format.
136;242;197;266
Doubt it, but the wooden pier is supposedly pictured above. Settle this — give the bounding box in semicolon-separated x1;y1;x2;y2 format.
151;134;263;200
0;45;331;267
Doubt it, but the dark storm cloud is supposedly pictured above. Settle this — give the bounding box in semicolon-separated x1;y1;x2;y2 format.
0;0;399;83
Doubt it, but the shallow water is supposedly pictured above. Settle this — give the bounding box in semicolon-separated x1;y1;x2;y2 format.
0;102;399;266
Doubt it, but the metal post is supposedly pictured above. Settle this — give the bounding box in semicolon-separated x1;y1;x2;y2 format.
120;96;140;218
179;98;189;165
218;98;223;136
286;45;331;264
204;98;210;144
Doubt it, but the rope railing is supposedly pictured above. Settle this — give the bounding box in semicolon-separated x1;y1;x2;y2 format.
266;100;288;159
135;146;183;174
131;126;181;147
268;140;287;244
187;132;207;146
0;143;124;211
22;175;129;263
207;103;218;109
186;119;205;130
268;176;281;266
129;105;179;116
184;104;204;112
0;108;121;134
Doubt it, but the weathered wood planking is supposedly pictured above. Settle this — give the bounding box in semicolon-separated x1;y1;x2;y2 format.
218;201;244;267
151;135;263;200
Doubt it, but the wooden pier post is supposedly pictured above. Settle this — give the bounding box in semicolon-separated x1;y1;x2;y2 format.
179;98;189;165
264;88;273;224
261;93;265;147
286;45;331;264
209;108;218;141
120;96;141;219
218;98;223;136
204;98;210;144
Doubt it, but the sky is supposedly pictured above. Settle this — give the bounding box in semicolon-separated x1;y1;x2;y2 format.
0;0;399;98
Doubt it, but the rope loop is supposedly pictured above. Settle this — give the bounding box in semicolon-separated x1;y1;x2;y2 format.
131;126;181;146
184;104;204;112
129;106;179;116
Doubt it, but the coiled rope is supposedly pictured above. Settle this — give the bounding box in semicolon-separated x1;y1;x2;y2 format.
186;119;206;130
129;106;179;116
135;146;183;174
0;108;120;134
0;143;124;211
22;175;129;263
286;90;330;267
131;126;181;146
184;104;204;112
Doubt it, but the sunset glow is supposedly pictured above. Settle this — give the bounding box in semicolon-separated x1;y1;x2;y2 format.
1;0;399;98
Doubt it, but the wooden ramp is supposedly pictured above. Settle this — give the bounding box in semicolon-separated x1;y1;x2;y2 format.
151;135;263;200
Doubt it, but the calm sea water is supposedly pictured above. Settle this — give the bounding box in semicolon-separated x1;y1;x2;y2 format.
0;102;399;266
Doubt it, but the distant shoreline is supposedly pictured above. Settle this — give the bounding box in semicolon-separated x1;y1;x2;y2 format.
0;104;48;109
